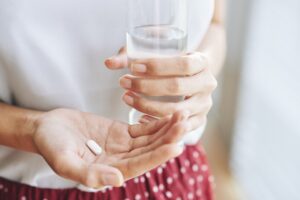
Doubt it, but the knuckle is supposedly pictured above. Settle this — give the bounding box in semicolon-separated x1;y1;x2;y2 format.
162;134;174;143
133;79;143;92
132;96;141;107
164;102;182;116
207;97;213;109
83;174;97;188
202;97;213;114
206;74;218;91
118;47;126;54
167;78;182;94
143;104;157;116
136;79;158;95
211;76;218;90
172;103;183;113
52;157;65;176
197;53;210;69
181;56;194;75
196;116;207;127
147;59;158;73
142;102;162;117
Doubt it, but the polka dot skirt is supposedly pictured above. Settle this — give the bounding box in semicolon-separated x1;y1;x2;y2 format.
0;145;214;200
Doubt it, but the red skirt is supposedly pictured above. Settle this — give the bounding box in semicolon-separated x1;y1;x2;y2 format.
0;145;214;200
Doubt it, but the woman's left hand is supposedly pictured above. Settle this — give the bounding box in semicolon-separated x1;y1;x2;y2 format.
105;47;218;131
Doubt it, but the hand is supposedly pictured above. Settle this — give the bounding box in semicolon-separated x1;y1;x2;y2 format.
33;108;189;188
105;47;217;131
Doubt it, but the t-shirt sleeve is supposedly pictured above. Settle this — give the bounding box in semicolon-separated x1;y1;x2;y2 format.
187;0;215;51
0;65;11;103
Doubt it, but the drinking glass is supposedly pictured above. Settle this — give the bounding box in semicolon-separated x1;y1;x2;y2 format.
127;0;188;124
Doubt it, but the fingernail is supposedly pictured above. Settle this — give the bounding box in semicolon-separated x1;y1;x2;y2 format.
120;78;132;89
103;173;121;186
105;56;115;66
132;64;147;73
108;55;117;61
123;94;134;106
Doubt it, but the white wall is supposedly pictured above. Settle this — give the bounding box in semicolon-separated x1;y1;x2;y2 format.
230;0;300;199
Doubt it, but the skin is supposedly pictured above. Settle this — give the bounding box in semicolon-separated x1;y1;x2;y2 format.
0;103;190;188
105;0;226;132
0;0;225;190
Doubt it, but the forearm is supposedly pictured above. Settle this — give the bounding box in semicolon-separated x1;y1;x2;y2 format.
0;102;42;153
197;22;227;76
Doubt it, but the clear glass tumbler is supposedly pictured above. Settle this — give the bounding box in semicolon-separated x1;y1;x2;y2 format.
127;0;188;124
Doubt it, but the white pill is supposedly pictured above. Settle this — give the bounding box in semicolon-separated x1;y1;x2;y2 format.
86;140;102;155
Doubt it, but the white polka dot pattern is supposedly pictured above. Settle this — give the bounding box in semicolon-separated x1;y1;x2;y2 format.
201;164;208;171
165;191;173;198
0;147;214;200
145;172;151;178
188;192;194;199
208;175;214;183
153;185;159;193
134;194;141;200
197;175;204;182
192;164;199;172
167;177;173;184
193;151;199;158
134;177;140;183
144;191;149;197
159;184;164;191
196;189;202;197
188;178;195;185
157;167;163;174
180;167;186;174
185;160;190;167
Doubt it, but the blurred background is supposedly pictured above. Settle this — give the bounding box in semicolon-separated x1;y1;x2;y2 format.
202;0;300;200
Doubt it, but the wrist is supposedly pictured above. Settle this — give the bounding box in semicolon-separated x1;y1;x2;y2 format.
15;109;43;153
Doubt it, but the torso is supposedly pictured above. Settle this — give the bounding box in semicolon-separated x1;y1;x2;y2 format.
0;0;214;188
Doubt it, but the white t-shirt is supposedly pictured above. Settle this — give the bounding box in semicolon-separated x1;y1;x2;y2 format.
0;0;214;188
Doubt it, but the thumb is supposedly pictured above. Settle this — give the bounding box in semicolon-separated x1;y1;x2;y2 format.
53;152;124;188
84;163;124;188
105;47;128;70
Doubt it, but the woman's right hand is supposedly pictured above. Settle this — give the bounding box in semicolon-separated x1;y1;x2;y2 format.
33;108;189;188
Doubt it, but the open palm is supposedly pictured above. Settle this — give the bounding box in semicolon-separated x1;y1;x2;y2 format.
33;108;189;188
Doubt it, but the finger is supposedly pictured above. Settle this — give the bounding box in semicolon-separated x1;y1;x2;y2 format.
105;47;128;70
138;115;158;124
187;115;207;132
139;115;157;123
123;91;213;117
120;69;217;96
138;117;151;124
130;110;189;149
52;151;123;188
127;120;190;158
128;110;186;138
130;52;208;76
116;143;184;179
128;116;169;138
